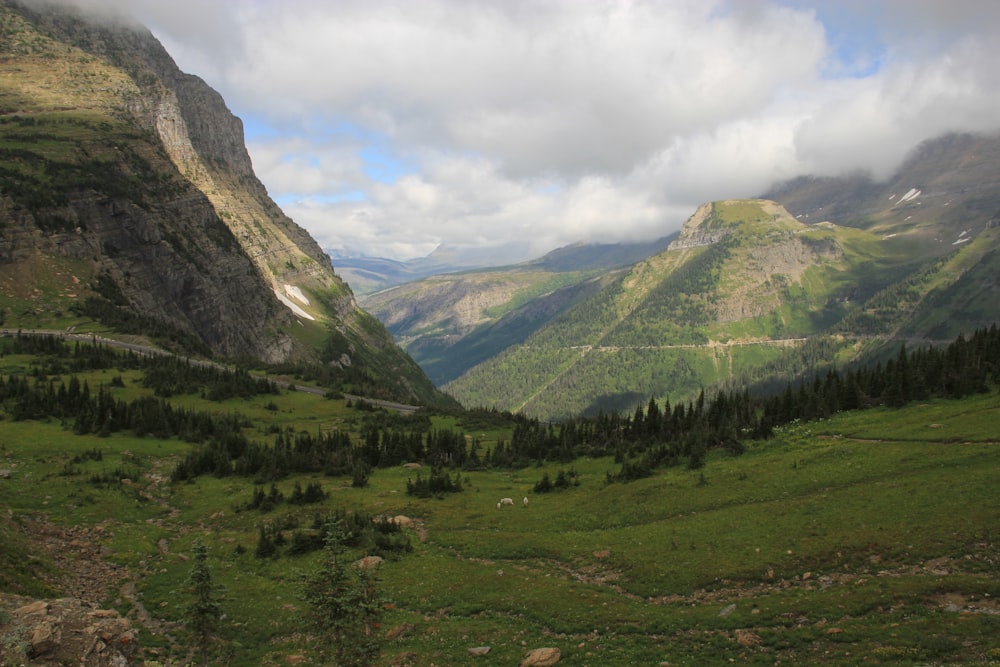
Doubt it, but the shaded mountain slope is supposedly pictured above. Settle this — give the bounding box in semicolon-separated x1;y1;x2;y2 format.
0;0;445;405
765;131;1000;345
361;237;672;384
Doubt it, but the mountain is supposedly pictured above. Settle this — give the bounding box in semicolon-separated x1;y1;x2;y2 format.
360;236;674;385
764;132;1000;237
338;236;674;296
763;132;1000;342
431;130;1000;418
361;132;1000;418
0;0;446;405
332;245;486;297
443;199;865;416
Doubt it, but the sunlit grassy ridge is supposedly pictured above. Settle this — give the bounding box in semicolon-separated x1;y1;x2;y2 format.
0;341;997;664
445;200;924;418
441;195;1000;421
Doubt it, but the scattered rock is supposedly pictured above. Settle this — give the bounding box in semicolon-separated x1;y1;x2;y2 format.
0;596;138;667
468;645;492;656
30;619;60;656
521;646;561;666
719;603;737;617
355;555;384;570
13;600;50;618
386;622;416;640
388;651;418;666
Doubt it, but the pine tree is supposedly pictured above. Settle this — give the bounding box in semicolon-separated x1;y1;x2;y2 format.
302;520;385;666
254;525;276;558
184;542;225;667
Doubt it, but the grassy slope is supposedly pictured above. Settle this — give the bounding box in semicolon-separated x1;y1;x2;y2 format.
444;194;1000;419
0;354;997;665
446;201;915;417
361;267;602;385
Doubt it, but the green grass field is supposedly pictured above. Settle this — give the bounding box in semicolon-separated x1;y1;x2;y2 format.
1;373;998;665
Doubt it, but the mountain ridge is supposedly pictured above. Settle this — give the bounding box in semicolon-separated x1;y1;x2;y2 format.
359;130;1000;418
383;138;998;418
0;0;446;405
343;235;675;296
360;236;674;385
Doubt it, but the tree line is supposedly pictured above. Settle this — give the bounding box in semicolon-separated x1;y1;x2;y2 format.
473;325;1000;481
2;326;997;489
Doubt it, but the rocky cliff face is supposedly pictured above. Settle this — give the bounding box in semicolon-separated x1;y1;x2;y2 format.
0;0;437;397
0;0;289;356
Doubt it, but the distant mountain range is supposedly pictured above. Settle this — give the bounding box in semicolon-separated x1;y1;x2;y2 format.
335;236;675;296
365;132;1000;419
358;236;676;384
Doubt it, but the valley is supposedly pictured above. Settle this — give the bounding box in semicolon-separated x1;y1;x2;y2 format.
0;334;998;666
0;2;997;666
366;182;1000;420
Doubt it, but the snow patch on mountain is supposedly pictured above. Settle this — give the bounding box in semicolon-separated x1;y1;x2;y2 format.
275;288;315;320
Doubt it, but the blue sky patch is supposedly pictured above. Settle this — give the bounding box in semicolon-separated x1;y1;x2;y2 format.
273;191;368;207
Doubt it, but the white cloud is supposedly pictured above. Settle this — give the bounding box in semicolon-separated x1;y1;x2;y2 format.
245;136;368;197
82;0;1000;261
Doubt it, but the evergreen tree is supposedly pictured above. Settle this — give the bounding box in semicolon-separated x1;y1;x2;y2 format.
302;520;385;666
534;471;553;493
184;542;225;667
254;525;276;558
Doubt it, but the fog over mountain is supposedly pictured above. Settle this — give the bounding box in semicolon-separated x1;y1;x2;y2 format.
49;0;1000;265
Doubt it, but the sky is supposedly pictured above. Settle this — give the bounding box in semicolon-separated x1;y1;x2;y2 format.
65;0;1000;263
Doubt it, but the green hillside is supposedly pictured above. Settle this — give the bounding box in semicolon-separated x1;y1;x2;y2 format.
446;200;952;417
358;135;1000;420
359;236;676;386
0;334;997;665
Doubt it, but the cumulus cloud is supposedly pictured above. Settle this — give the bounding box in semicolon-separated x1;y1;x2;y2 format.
83;0;1000;260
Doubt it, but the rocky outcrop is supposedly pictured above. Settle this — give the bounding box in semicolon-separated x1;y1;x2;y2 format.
0;0;449;404
521;647;561;666
0;596;139;666
714;232;844;323
0;169;289;360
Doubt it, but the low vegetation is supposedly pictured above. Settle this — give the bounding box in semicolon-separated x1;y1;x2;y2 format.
0;330;997;665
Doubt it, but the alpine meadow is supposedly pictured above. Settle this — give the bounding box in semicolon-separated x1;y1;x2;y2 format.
0;2;998;666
